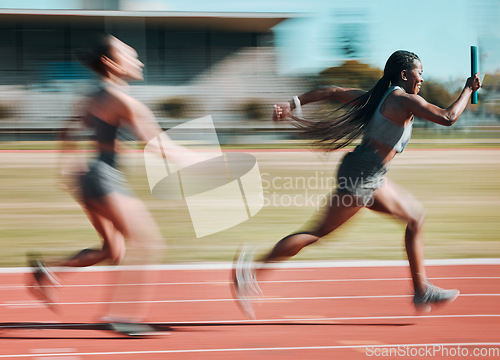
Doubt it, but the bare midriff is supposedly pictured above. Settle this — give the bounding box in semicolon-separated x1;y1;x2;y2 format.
362;138;397;165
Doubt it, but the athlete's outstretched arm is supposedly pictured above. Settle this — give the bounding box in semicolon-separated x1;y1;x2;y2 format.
123;97;205;167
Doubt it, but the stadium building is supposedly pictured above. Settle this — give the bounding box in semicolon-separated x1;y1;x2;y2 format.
0;5;305;141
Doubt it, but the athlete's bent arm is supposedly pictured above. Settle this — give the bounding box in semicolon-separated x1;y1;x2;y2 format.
294;86;367;107
404;74;481;126
273;86;367;122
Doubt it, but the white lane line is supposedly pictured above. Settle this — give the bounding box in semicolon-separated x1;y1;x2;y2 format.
1;276;499;290
1;314;499;330
30;348;80;360
1;342;499;358
33;357;80;360
156;314;500;325
31;349;77;354
1;258;499;273
2;293;499;308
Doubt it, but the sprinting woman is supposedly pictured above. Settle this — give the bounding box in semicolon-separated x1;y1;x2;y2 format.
233;50;481;319
28;34;199;334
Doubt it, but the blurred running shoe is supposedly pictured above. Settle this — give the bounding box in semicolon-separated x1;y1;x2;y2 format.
413;282;460;313
232;247;261;320
26;252;60;312
106;322;162;337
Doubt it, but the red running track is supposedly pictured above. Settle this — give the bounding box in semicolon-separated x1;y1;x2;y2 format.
0;262;499;359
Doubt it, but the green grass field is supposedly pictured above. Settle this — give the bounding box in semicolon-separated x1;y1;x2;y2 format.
0;143;499;267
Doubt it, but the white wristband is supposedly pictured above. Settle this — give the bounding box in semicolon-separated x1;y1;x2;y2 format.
293;96;303;117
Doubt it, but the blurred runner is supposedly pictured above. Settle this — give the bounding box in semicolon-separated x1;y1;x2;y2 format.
28;34;198;335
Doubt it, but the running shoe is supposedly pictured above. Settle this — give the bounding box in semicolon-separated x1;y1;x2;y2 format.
27;253;60;311
413;283;460;313
99;316;171;337
106;322;162;337
232;247;261;320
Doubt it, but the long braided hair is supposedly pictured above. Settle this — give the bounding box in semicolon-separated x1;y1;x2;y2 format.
291;50;420;150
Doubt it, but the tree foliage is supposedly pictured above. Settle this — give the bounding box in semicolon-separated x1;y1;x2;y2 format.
319;60;383;90
481;71;500;92
480;71;500;117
